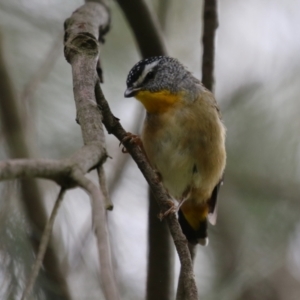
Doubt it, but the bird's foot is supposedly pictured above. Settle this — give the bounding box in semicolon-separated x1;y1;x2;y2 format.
120;132;143;153
158;194;190;220
158;199;177;220
154;170;162;183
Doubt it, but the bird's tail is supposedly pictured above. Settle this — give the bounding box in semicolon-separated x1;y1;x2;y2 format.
178;183;221;245
178;203;209;246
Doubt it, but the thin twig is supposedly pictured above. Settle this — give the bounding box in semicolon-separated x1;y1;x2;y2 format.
201;0;218;92
21;188;66;300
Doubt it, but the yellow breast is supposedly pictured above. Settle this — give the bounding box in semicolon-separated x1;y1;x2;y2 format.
135;90;181;114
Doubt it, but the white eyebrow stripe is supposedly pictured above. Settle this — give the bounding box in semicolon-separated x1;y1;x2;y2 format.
133;60;160;87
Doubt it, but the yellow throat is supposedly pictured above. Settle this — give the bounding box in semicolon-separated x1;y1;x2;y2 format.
135;90;181;114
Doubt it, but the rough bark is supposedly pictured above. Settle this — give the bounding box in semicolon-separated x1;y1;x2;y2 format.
64;2;119;299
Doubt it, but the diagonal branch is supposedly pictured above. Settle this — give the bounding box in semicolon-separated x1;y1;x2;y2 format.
21;188;66;300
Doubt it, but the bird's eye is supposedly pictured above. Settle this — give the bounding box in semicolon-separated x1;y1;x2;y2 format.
144;71;155;83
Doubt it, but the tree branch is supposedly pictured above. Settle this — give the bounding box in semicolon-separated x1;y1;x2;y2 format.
115;0;167;57
0;143;106;186
147;191;174;300
176;243;197;300
21;188;66;300
201;0;218;91
64;2;120;299
108;106;144;194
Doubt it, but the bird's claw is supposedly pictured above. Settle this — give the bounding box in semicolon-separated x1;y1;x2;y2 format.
158;199;177;220
120;132;143;153
154;170;162;183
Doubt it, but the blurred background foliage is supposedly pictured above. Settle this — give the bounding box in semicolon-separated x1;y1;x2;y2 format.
0;0;300;299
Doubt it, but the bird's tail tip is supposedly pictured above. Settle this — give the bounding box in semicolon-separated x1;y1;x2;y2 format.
178;209;209;246
197;237;209;246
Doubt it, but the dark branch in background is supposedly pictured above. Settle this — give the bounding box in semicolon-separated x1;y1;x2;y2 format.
176;243;197;300
147;191;174;300
201;0;218;92
114;1;174;299
96;84;198;300
0;30;71;300
115;0;167;57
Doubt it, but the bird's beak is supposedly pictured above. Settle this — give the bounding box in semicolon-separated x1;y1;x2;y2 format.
124;87;141;98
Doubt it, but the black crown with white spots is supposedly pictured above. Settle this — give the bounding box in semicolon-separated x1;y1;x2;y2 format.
126;56;166;87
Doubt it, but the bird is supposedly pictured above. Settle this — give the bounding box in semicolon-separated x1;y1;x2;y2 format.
124;56;226;246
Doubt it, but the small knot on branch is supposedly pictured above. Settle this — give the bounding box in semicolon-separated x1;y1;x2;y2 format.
64;33;99;62
73;33;99;52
